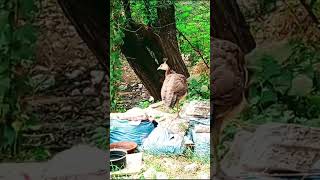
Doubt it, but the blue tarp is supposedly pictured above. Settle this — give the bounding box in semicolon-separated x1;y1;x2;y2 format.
110;119;156;145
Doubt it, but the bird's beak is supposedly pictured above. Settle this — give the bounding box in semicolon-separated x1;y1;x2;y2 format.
157;67;161;70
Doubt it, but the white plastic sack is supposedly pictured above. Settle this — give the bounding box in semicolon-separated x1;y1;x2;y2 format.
141;126;185;155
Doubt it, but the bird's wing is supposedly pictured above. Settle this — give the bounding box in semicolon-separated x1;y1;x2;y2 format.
171;74;188;97
162;74;187;108
211;40;247;121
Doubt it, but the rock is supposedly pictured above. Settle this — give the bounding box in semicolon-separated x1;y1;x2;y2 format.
184;163;198;173
143;167;157;179
65;69;83;79
148;96;154;102
43;145;107;179
112;107;148;121
81;80;91;85
138;83;143;89
32;74;55;91
180;100;210;118
194;124;210;133
198;172;209;179
33;65;49;72
222;123;320;176
83;87;96;96
156;172;168;179
90;70;104;84
312;159;320;171
71;89;81;96
119;84;127;91
60;105;73;112
74;81;80;85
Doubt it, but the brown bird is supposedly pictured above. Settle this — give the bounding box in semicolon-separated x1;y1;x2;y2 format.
211;38;249;179
157;58;188;117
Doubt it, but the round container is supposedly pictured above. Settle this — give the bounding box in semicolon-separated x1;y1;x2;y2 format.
110;141;137;154
110;149;127;171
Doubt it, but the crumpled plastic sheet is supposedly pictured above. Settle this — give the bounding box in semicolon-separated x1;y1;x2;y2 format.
189;118;210;159
140;126;185;155
110;119;156;145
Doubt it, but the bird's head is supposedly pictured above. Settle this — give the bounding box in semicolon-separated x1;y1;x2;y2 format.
157;58;170;71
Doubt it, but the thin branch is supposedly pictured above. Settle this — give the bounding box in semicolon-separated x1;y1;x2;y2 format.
299;0;320;29
281;0;304;31
143;0;152;25
121;0;132;22
177;29;209;69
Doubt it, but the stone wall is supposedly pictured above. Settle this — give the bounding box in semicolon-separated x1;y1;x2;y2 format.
22;0;107;153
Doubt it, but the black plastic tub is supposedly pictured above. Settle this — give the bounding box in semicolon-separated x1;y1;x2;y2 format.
110;149;127;171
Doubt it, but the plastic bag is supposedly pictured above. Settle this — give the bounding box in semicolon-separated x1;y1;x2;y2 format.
110;119;156;145
141;126;185;155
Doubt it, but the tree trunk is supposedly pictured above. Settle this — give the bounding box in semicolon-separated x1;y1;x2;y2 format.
211;0;256;54
156;0;189;77
57;0;108;71
57;0;109;117
121;23;165;101
120;1;189;101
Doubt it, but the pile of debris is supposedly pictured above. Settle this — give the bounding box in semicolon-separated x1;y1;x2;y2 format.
19;0;108;152
0;145;107;180
222;123;320;179
110;100;210;176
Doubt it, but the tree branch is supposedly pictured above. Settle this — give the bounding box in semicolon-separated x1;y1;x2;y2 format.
177;29;209;69
121;0;132;22
143;0;152;26
299;0;320;29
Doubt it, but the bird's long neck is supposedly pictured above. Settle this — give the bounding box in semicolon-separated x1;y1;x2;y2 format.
165;68;175;76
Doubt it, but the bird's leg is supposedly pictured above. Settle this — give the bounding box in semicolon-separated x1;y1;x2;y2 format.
175;99;181;118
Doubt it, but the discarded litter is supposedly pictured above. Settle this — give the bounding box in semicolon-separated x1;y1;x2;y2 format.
141;126;185;155
110;119;156;145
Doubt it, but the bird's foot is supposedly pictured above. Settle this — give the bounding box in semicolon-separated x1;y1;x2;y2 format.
175;112;181;119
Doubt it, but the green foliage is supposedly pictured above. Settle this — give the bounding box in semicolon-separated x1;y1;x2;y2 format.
138;99;151;109
90;127;107;150
176;1;210;66
110;0;125;112
243;40;320;126
258;0;277;14
131;0;158;25
187;74;209;100
220;40;320;158
0;0;37;153
28;147;51;161
132;1;210;66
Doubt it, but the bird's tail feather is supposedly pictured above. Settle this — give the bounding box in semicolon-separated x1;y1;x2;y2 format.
167;94;177;108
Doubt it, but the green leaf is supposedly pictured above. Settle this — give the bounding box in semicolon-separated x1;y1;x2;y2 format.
14;24;37;44
289;74;313;96
0;59;9;74
260;56;281;80
19;0;37;17
260;88;277;104
307;95;320;106
0;103;10;119
12;120;23;131
2;125;15;147
200;85;208;92
0;75;10;91
271;70;292;95
0;24;11;48
0;10;9;28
